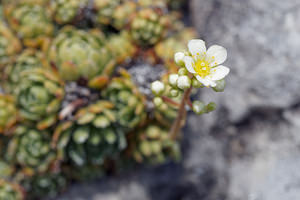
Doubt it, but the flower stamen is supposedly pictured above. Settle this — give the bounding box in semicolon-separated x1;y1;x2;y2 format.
193;58;211;78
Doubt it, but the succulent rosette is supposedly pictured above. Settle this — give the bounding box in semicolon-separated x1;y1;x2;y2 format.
0;95;18;134
50;0;88;24
137;0;167;8
109;31;137;64
0;160;14;179
0;179;24;200
93;0;137;30
14;68;64;130
93;0;121;26
4;49;49;93
130;8;169;46
4;1;54;48
132;125;180;164
21;173;66;199
48;26;115;88
111;1;136;30
52;101;127;168
6;126;56;173
102;70;147;130
0;22;22;68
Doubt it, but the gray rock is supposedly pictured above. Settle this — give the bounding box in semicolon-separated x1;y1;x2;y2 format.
190;0;300;199
192;0;300;122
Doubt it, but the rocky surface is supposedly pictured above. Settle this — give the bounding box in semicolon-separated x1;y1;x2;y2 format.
191;0;300;199
54;0;300;199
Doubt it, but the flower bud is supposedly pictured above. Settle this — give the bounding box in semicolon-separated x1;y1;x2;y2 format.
178;67;188;76
151;80;165;96
170;89;179;97
168;74;178;87
192;77;203;88
213;79;226;92
174;52;185;66
177;75;191;90
153;97;163;107
192;101;206;115
205;102;217;113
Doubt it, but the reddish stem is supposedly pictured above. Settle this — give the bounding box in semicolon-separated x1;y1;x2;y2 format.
161;96;181;107
187;98;193;110
169;86;192;140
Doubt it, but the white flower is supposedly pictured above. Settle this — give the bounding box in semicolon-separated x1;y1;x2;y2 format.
177;75;191;90
174;52;185;65
168;74;179;87
182;39;230;87
151;80;165;95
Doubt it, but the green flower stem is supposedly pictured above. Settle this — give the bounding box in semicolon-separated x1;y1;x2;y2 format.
169;86;192;140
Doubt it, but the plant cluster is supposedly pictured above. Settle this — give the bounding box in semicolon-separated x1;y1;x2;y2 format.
0;0;229;199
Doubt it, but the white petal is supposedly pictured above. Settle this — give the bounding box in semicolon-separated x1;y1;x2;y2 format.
183;56;196;73
206;78;217;87
207;45;227;66
210;65;230;81
195;75;216;87
188;39;206;56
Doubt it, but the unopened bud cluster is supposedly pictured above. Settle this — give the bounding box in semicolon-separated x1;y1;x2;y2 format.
151;71;216;115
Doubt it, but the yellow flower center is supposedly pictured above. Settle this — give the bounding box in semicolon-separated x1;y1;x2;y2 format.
193;58;211;78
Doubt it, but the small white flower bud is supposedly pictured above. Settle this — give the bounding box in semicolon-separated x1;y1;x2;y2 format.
151;80;165;96
153;97;163;107
192;77;203;88
206;102;217;113
192;101;205;115
177;75;191;90
213;79;226;92
178;67;188;75
168;74;178;87
174;52;185;66
170;89;179;97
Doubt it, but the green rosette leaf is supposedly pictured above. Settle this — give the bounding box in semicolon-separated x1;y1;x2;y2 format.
52;100;126;179
0;179;24;200
4;1;54;48
0;95;18;134
14;68;64;130
50;0;88;24
132;125;181;164
0;22;22;68
48;26;115;87
102;70;147;130
6;126;56;173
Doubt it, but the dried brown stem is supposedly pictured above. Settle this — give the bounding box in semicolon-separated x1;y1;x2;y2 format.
59;99;86;120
